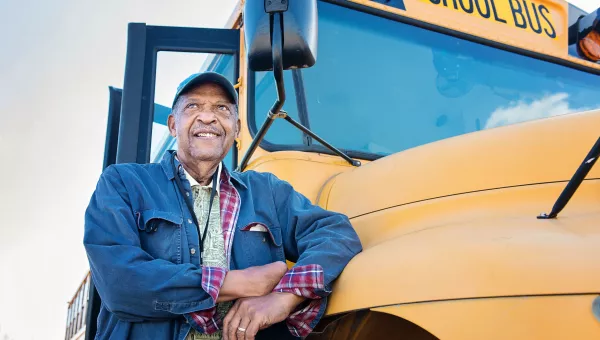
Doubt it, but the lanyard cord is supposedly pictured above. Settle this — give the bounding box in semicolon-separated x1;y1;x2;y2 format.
172;154;219;265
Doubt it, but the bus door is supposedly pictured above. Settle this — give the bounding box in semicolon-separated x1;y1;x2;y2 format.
86;23;240;340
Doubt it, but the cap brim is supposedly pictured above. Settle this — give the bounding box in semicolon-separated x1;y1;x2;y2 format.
172;72;238;108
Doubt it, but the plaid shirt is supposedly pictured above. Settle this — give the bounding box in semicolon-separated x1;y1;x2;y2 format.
184;168;325;337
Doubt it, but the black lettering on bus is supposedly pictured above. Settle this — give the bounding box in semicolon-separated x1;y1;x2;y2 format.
475;0;491;18
523;0;542;33
450;0;459;10
430;0;441;5
509;0;528;29
490;0;508;23
459;0;474;13
539;5;556;38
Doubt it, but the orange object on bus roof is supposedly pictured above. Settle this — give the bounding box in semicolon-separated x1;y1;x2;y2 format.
579;30;600;62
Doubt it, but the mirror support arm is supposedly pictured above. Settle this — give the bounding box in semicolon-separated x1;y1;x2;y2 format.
238;12;286;171
283;115;361;166
268;13;286;119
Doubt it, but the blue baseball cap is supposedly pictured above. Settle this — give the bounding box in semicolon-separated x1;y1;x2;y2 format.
172;72;238;108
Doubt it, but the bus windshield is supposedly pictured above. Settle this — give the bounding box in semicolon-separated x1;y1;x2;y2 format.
252;2;600;157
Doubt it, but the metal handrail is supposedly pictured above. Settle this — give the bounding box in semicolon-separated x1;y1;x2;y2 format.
65;272;91;340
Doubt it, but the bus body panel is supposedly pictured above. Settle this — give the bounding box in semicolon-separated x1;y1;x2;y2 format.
372;294;600;339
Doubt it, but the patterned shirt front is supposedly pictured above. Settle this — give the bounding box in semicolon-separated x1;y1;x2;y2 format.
185;163;232;340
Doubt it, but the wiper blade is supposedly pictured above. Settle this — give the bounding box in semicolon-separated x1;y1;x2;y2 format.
538;136;600;219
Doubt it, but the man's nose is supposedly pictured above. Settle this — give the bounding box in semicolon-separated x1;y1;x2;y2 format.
196;110;217;124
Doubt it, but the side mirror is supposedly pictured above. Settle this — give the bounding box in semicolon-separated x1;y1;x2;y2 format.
244;0;318;71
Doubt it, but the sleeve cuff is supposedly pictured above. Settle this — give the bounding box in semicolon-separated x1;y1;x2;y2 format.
183;266;227;335
201;266;227;302
273;264;326;299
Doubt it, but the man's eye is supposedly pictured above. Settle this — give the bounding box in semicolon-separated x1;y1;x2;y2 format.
186;103;199;109
217;105;230;111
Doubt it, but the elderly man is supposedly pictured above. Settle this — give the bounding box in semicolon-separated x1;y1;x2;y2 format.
84;72;362;340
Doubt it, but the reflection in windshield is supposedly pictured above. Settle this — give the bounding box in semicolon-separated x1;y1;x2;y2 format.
433;48;476;98
253;2;600;156
484;93;591;129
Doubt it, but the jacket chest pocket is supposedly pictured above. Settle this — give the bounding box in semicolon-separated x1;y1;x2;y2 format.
238;222;284;266
136;210;183;264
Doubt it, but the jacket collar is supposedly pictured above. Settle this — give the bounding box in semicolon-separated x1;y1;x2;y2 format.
161;150;247;189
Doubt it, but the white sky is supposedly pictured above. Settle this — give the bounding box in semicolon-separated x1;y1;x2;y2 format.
0;1;236;339
571;0;599;11
0;0;597;339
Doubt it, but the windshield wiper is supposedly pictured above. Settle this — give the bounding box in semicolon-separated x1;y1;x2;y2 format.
538;136;600;219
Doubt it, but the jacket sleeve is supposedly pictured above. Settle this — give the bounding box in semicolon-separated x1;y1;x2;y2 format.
83;165;223;322
268;173;363;294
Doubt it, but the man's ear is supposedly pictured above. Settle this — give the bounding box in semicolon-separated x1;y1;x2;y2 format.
167;114;177;138
235;118;241;138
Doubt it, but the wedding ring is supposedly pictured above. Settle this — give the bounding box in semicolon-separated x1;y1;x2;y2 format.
237;327;246;332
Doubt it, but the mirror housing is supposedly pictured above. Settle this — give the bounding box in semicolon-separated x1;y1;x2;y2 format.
244;0;318;71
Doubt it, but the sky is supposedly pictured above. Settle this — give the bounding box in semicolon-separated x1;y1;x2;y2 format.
0;1;236;339
0;0;598;339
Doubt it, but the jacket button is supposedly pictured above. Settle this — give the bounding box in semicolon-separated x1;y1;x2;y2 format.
190;248;196;255
188;219;193;224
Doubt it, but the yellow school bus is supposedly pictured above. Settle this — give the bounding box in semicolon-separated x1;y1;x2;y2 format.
65;0;600;339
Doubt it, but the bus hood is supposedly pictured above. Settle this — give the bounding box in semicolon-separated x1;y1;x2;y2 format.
317;110;600;315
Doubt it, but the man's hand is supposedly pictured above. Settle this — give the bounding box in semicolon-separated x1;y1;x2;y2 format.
217;262;288;302
223;292;305;340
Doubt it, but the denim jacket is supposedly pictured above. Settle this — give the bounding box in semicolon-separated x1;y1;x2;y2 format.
83;151;362;339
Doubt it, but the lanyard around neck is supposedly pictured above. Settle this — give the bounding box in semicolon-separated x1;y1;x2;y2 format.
171;154;219;265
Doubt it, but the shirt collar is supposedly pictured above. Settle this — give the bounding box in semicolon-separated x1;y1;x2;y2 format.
182;161;222;193
161;150;247;189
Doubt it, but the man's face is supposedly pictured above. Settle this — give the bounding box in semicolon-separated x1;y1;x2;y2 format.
168;83;240;163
